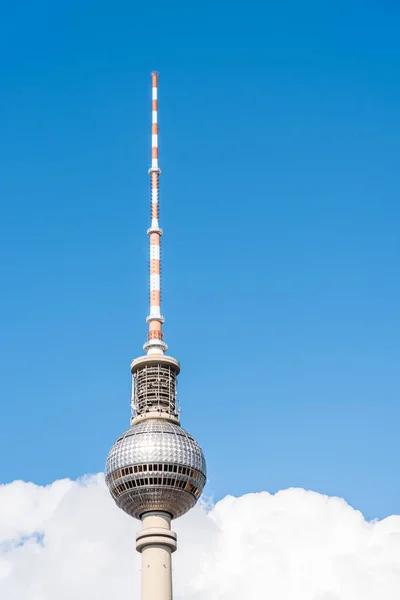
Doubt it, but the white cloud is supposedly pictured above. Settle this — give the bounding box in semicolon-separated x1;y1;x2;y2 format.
0;475;399;599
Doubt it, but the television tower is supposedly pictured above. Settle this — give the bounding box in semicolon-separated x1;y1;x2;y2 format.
106;72;207;600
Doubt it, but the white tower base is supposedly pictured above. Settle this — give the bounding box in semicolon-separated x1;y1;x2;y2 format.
136;512;177;600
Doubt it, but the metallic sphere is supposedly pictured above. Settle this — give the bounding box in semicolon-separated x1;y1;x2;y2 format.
106;419;207;519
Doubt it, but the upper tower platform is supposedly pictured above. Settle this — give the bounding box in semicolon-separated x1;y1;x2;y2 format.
130;354;180;425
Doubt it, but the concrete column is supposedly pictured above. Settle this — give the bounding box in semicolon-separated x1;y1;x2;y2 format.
136;512;177;600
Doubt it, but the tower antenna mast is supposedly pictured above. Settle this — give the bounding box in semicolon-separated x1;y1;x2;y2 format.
144;71;167;355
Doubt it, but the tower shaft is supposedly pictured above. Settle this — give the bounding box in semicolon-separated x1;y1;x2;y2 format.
136;512;177;600
144;71;167;356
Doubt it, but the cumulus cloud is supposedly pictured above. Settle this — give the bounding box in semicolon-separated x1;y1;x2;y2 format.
0;476;399;599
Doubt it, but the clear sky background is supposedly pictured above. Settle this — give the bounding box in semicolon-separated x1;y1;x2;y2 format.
0;0;399;520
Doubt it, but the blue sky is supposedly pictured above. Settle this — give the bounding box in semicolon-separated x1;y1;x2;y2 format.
0;0;399;519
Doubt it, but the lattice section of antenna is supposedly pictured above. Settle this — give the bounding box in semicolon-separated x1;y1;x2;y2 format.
131;363;180;421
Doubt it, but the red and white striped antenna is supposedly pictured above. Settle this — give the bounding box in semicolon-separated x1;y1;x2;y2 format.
143;71;167;355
